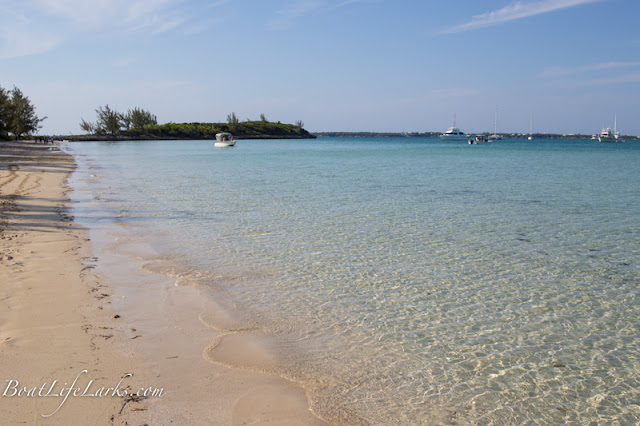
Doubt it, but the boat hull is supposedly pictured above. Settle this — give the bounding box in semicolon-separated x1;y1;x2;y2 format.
598;137;618;143
439;135;468;141
214;141;236;147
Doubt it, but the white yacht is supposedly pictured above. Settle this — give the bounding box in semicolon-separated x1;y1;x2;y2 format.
599;115;624;143
598;128;615;143
440;114;467;141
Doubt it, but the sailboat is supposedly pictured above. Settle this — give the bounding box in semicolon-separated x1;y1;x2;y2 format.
614;114;624;142
488;107;502;140
528;113;533;140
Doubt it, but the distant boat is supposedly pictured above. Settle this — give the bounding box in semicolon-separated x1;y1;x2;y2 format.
214;132;236;147
612;114;624;142
468;134;490;144
599;114;624;143
440;114;467;141
488;108;502;140
528;113;533;140
598;128;615;143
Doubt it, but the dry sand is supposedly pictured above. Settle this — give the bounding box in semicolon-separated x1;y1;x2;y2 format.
0;141;327;425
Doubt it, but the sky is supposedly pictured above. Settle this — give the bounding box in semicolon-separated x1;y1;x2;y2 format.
1;0;639;136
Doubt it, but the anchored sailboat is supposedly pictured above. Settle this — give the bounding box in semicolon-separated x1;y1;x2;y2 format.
489;107;502;140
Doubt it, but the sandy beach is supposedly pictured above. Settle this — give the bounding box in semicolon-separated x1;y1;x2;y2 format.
0;141;325;425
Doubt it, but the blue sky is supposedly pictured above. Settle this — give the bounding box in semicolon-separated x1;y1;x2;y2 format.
1;0;639;135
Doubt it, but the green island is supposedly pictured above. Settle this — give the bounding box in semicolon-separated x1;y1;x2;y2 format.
67;121;316;141
69;106;315;141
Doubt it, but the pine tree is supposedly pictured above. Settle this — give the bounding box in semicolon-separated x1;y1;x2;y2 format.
126;107;157;129
95;105;123;135
0;86;46;140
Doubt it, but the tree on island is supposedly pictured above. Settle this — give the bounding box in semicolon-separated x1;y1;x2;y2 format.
0;85;46;140
97;105;121;135
227;112;239;132
79;117;96;134
80;105;157;135
124;107;157;130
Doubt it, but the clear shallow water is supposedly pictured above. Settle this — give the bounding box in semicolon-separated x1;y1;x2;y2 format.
66;138;640;424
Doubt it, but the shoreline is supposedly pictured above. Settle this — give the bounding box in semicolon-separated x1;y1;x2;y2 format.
1;140;326;424
0;140;158;423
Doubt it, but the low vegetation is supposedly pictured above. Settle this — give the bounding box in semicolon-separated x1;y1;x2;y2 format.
127;121;314;139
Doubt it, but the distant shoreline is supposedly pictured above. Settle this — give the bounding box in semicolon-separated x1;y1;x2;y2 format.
36;132;638;141
314;132;639;140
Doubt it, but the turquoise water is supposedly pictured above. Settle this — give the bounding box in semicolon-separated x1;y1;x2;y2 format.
66;138;640;424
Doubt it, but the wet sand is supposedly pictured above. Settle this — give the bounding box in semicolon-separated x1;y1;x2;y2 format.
0;140;325;424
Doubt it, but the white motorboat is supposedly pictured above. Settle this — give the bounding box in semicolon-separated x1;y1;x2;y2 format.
468;134;490;144
214;132;236;147
598;127;616;143
440;114;467;141
599;115;623;143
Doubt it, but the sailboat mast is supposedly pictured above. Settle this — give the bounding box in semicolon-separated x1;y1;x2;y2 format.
530;113;533;136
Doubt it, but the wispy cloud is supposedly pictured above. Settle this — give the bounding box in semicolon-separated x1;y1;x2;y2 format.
441;0;603;34
267;0;326;30
266;0;380;30
0;0;216;59
540;61;640;77
538;61;640;88
0;28;62;60
332;0;380;9
430;88;485;98
556;71;640;87
584;72;640;85
35;0;189;34
0;9;63;59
